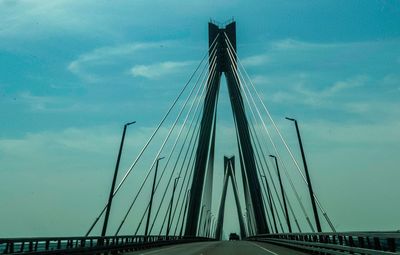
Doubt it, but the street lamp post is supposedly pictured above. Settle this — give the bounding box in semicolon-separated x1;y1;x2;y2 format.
202;210;210;236
166;177;180;236
270;155;292;233
261;175;278;233
207;212;212;237
101;121;136;237
179;189;191;237
243;213;248;236
286;117;322;232
197;204;206;236
213;216;217;238
145;156;165;237
210;216;216;238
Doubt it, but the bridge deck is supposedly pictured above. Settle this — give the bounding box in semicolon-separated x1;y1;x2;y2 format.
125;241;309;255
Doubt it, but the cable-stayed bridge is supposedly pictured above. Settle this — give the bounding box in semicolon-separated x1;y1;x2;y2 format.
1;21;399;255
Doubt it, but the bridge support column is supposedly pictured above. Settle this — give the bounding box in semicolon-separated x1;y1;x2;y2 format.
185;21;269;236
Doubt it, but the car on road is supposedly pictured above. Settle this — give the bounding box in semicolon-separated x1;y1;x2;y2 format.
229;233;240;240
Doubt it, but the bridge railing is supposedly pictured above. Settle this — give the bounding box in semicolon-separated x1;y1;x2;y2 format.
247;231;400;254
0;235;213;254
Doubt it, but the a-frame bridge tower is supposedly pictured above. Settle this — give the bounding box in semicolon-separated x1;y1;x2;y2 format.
214;156;247;240
184;21;269;237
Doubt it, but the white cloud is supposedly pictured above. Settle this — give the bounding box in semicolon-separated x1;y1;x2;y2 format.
70;43;160;67
240;38;400;71
241;54;270;67
15;91;73;112
327;75;368;94
130;61;195;79
17;91;61;111
270;90;294;103
13;91;114;113
250;75;271;85
270;38;344;50
68;42;166;82
268;75;368;106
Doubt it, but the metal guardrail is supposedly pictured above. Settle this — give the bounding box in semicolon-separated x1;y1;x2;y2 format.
0;235;214;254
247;231;400;254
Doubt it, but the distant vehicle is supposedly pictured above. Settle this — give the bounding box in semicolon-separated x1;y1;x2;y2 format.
229;233;240;240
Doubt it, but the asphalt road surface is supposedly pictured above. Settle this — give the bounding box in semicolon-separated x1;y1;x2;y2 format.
125;241;310;255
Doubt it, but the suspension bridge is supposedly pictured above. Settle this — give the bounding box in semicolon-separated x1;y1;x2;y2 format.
1;21;399;255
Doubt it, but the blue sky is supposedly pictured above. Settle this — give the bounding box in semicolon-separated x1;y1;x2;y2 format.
1;0;400;237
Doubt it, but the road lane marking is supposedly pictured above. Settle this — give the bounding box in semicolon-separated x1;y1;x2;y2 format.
139;241;215;255
250;242;279;255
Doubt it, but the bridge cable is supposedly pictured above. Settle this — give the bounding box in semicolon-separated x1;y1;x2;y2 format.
85;35;220;236
150;51;219;235
234;66;303;235
228;56;302;234
116;46;218;236
227;62;278;233
146;47;218;234
156;107;204;236
250;125;284;233
231;64;312;234
154;63;218;236
225;59;262;235
224;37;316;231
177;189;191;236
226;47;299;233
169;120;202;236
197;82;220;237
224;33;331;231
170;57;221;236
160;160;195;236
227;36;314;232
224;33;335;231
132;50;218;235
116;56;207;235
157;106;203;236
131;70;206;236
231;108;257;236
173;142;198;235
283;186;302;232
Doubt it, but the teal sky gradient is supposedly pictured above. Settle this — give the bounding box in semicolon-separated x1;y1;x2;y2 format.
1;0;400;237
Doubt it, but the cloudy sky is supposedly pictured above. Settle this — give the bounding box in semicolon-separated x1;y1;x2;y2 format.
1;0;400;238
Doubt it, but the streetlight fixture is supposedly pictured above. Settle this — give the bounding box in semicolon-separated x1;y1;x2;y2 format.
166;176;180;236
269;154;292;233
102;121;136;237
145;156;165;236
261;175;278;233
286;117;322;232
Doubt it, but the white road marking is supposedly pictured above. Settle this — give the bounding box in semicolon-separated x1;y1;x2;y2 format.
138;242;215;255
250;242;280;255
